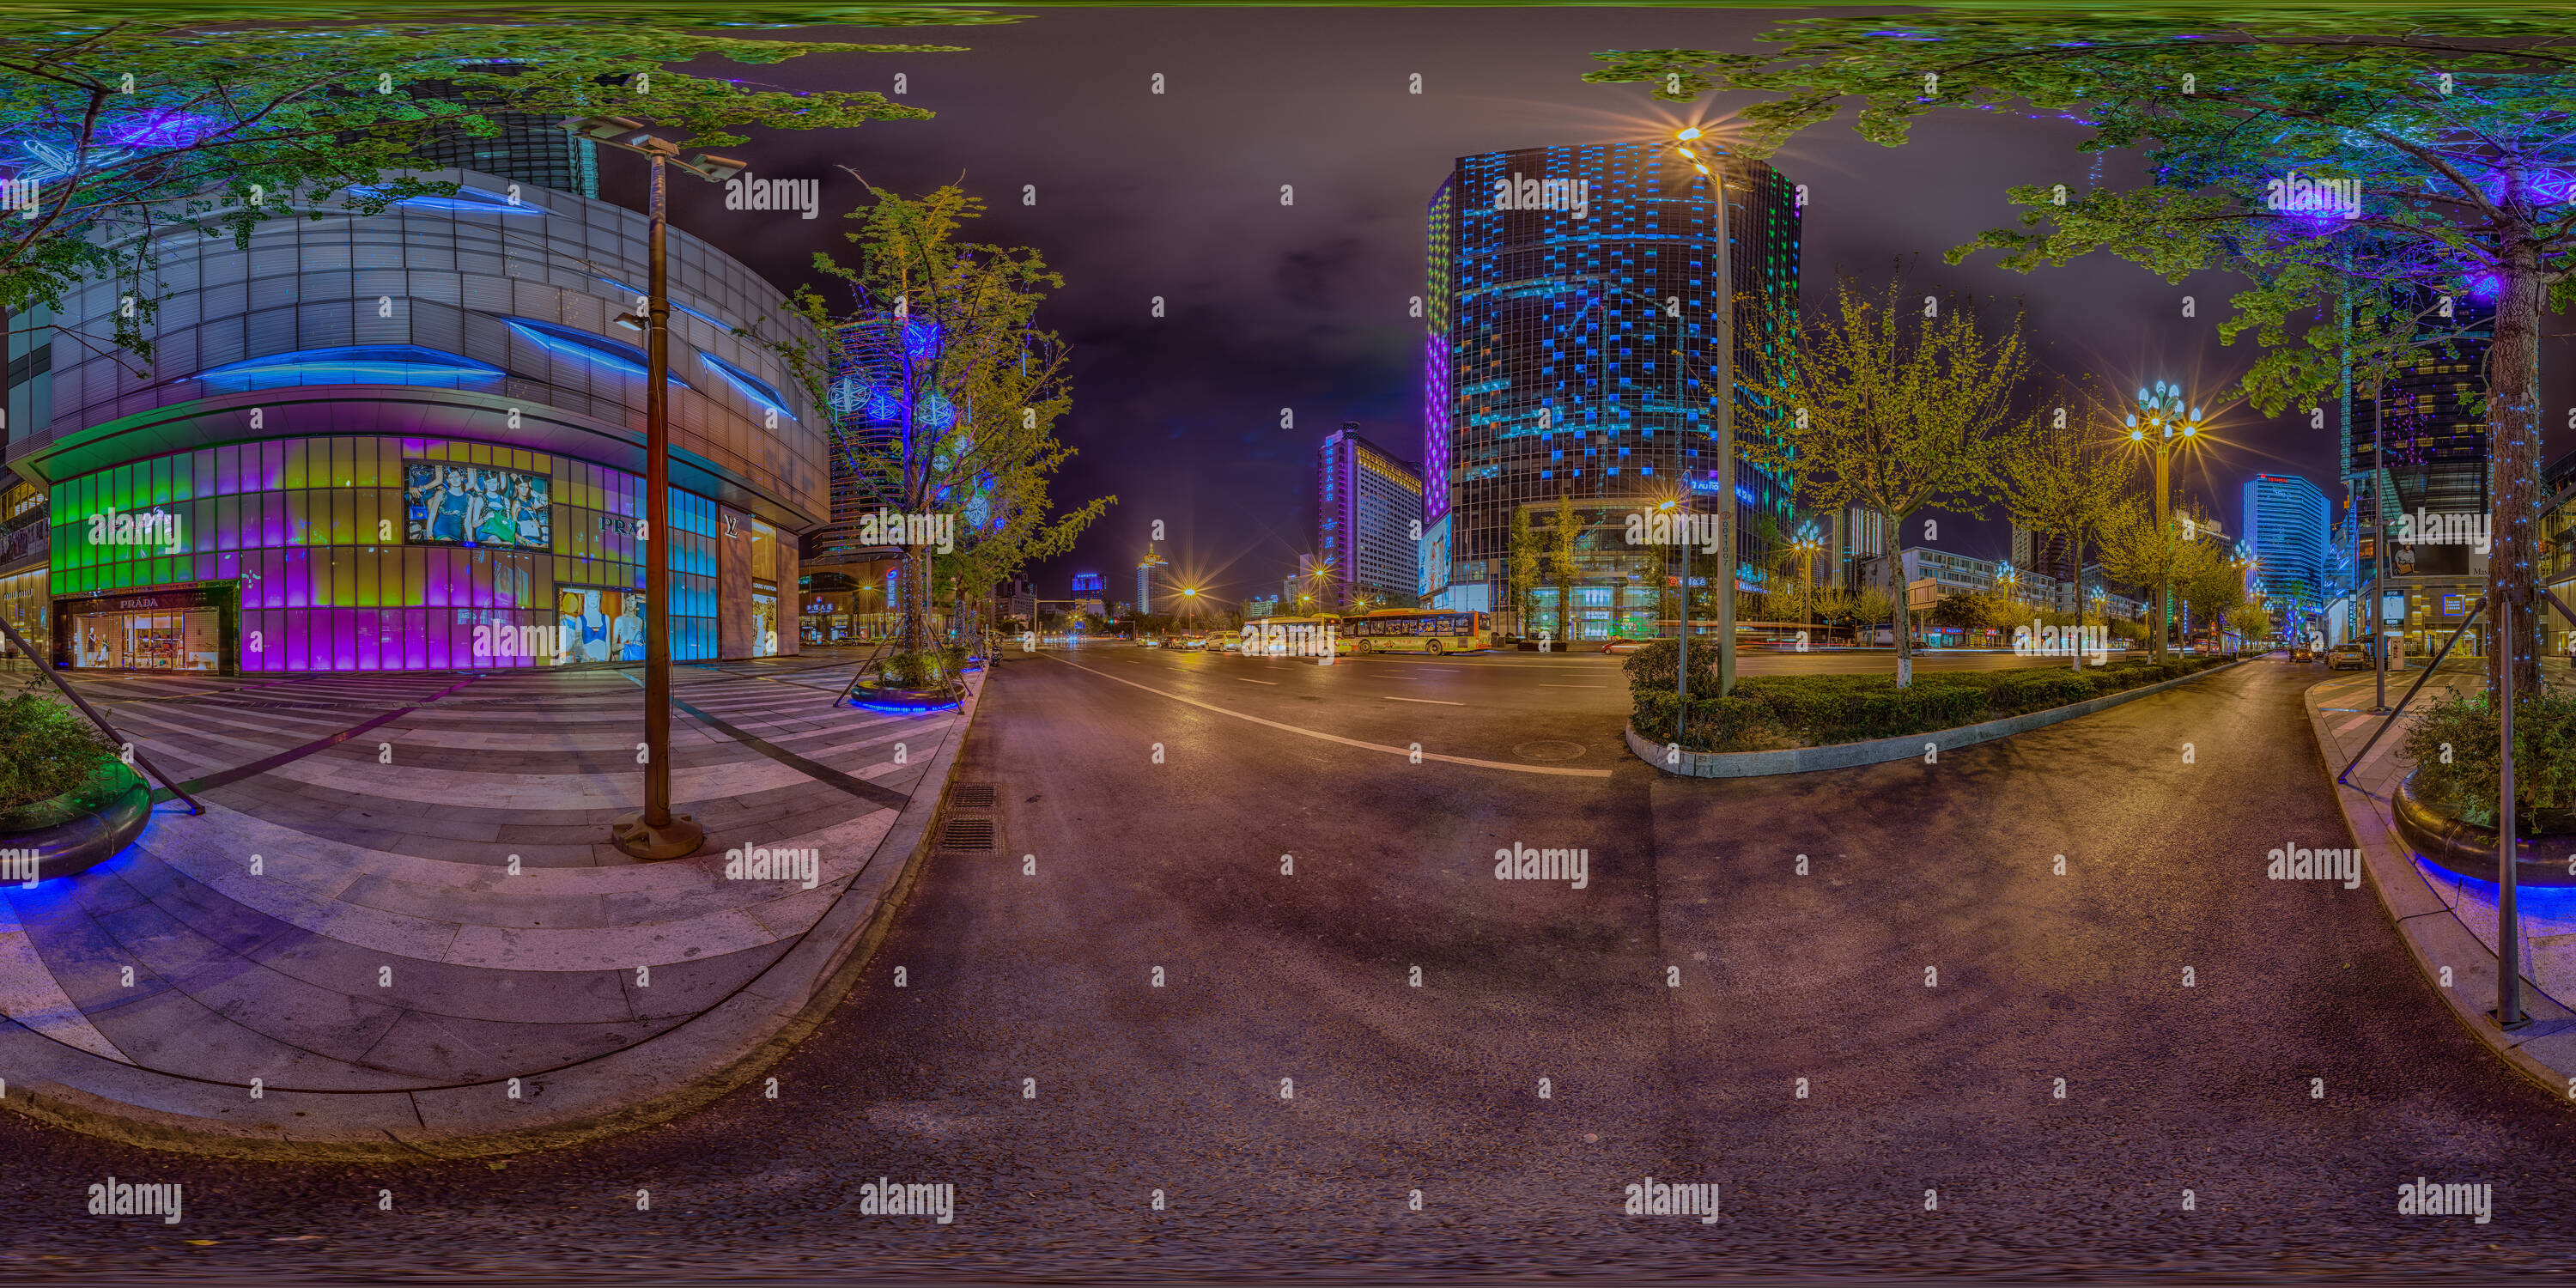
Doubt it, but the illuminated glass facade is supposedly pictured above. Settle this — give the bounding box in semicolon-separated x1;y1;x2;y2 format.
3;165;823;674
1425;143;1801;631
46;436;715;671
1315;422;1424;607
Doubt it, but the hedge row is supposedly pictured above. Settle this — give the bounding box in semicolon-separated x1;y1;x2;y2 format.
1625;643;2231;752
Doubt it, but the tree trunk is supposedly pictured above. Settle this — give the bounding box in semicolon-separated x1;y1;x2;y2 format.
2070;532;2085;672
2488;232;2544;697
1891;511;1912;689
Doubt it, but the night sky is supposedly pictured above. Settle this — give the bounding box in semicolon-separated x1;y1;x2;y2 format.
605;7;2576;609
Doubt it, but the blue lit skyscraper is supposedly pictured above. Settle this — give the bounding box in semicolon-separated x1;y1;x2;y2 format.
2244;472;2331;612
1423;141;1799;637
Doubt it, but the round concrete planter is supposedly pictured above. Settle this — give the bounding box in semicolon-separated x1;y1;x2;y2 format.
0;759;149;882
2390;769;2576;888
845;679;965;714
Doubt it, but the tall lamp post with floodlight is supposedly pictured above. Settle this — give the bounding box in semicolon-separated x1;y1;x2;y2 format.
2124;380;2208;661
568;116;745;861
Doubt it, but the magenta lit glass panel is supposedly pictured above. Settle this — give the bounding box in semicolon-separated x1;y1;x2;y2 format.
283;548;309;609
404;610;427;670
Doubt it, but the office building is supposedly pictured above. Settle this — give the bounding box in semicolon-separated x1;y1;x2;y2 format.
1421;140;1800;639
1316;422;1424;610
2241;473;2331;612
1137;544;1170;617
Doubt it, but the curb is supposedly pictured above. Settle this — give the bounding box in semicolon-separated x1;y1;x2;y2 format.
1626;658;2246;778
0;671;987;1160
2306;679;2576;1106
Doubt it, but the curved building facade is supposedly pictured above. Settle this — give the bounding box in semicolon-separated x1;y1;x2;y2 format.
2;167;823;673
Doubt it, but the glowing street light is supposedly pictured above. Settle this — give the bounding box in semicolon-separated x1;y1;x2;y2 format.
2122;380;2210;660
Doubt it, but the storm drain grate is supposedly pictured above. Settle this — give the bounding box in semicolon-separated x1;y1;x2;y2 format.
951;781;998;809
939;817;996;852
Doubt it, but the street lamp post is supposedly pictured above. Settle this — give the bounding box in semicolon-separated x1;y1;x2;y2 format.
570;117;744;861
1790;526;1823;647
2126;381;2207;662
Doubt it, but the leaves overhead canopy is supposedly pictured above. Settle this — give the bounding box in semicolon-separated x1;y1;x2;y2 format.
1589;16;2576;412
0;8;987;353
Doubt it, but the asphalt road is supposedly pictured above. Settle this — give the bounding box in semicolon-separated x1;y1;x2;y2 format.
2;647;2571;1279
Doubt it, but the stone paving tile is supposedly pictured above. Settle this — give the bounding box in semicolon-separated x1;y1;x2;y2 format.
617;939;798;1021
14;885;182;1015
0;653;934;1096
352;1005;682;1083
83;987;435;1091
245;928;635;1024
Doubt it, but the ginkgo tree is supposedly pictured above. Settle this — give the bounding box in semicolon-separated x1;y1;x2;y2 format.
1739;276;2038;687
1591;14;2576;693
790;182;1108;675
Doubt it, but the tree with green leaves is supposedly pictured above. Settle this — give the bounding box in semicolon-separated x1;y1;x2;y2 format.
789;183;1109;671
1591;14;2576;694
0;9;987;360
1547;492;1583;645
1509;504;1541;641
2097;497;2220;662
1737;275;2037;686
2007;397;2130;671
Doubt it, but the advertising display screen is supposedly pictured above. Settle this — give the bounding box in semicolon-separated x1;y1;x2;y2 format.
556;587;647;665
405;461;553;550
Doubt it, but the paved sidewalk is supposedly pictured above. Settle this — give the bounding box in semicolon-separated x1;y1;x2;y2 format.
0;648;981;1157
2306;659;2576;1102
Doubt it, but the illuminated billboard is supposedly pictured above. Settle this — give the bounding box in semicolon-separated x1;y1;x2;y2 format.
556;586;647;665
404;461;553;550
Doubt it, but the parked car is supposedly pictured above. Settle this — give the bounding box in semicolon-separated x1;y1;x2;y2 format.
2328;643;2370;670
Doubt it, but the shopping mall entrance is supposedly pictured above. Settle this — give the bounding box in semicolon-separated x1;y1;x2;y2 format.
52;584;239;674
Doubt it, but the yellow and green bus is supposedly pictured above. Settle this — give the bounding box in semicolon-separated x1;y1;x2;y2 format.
1334;609;1492;656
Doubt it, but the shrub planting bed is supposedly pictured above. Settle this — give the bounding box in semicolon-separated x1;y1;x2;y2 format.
1625;641;2234;753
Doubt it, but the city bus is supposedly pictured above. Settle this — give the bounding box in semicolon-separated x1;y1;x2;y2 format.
1334;609;1493;655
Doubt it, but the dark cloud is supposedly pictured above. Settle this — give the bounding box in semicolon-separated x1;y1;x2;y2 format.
624;7;2575;606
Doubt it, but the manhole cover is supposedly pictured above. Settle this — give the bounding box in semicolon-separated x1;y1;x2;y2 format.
939;817;995;851
1513;740;1587;762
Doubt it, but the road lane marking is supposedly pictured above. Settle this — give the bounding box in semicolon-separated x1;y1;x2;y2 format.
1383;696;1463;706
1236;677;1279;685
1540;684;1607;689
1042;655;1610;778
